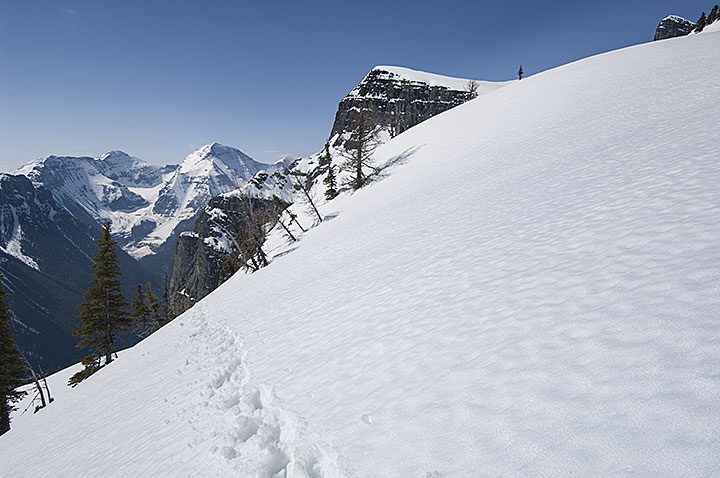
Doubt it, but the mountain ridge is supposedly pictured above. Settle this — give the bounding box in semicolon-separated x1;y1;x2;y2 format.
3;28;719;476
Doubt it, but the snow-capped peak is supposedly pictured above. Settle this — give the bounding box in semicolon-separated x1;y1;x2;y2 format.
179;143;264;177
663;14;692;23
12;143;272;261
97;150;136;165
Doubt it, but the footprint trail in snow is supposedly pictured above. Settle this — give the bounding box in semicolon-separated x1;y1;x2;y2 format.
174;305;347;477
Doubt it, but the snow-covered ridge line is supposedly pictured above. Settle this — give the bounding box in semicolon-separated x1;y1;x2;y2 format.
369;65;504;89
12;143;269;260
663;14;691;22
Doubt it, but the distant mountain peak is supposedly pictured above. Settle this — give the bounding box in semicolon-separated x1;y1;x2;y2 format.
180;143;265;174
98;150;133;161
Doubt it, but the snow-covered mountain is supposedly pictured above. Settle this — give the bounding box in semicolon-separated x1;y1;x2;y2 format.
16;142;269;261
3;143;270;371
0;174;158;371
3;23;719;478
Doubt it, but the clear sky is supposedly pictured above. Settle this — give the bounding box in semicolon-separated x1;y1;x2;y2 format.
0;0;712;170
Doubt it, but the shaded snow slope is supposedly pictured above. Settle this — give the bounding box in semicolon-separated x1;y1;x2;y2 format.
3;31;720;477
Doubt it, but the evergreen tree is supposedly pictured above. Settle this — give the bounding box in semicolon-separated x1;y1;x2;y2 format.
160;268;172;327
0;268;28;435
323;142;338;200
145;282;162;332
130;284;152;338
69;222;131;386
709;5;719;24
518;65;524;80
696;11;707;32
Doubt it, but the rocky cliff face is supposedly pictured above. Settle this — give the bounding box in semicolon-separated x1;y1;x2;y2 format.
654;15;695;41
330;66;475;141
170;194;279;311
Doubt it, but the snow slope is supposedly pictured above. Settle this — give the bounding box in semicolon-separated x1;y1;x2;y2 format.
3;30;720;477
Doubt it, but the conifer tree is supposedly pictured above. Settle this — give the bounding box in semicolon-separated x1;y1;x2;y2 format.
0;268;28;435
145;283;162;332
69;222;131;386
323;142;338;200
130;284;152;338
290;170;324;224
696;11;707;32
709;5;719;24
160;268;172;327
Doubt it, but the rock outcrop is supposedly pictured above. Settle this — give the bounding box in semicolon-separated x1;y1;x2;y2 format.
330;66;475;141
169;194;279;312
654;15;695;41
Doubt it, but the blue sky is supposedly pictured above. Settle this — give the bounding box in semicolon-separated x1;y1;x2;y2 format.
0;1;712;170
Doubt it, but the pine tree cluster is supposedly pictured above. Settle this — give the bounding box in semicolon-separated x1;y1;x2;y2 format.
68;222;170;387
695;5;720;32
130;282;165;338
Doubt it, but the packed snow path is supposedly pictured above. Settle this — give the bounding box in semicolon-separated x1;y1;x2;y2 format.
180;306;345;477
3;27;720;478
2;305;345;477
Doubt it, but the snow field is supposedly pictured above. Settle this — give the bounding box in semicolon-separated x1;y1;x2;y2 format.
199;30;720;476
3;303;344;477
3;27;720;478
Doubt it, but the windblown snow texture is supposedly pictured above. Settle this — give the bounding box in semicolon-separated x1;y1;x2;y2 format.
3;28;720;478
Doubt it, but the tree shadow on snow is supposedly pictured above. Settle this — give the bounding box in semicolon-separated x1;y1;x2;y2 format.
369;145;424;183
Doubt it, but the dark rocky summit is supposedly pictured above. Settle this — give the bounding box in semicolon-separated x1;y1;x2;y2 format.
654;15;695;41
330;67;473;142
